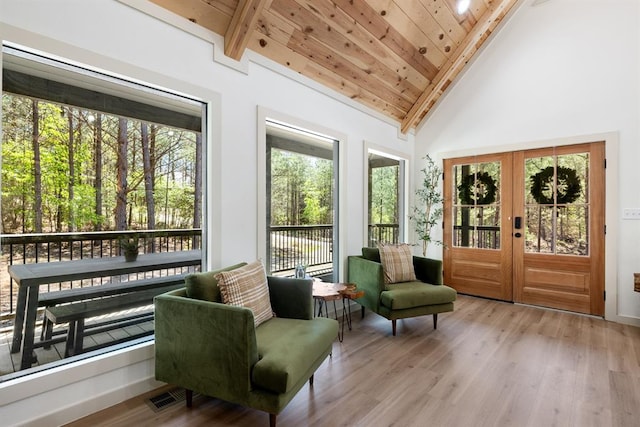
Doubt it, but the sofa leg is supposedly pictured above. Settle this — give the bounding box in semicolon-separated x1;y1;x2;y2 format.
309;374;314;386
361;305;365;319
433;313;438;329
392;319;396;336
185;389;193;408
269;413;277;427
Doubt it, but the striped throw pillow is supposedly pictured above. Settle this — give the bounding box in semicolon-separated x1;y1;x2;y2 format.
378;243;417;284
216;260;274;327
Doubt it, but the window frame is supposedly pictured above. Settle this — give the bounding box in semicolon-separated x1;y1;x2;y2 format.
257;107;347;281
0;42;212;380
363;141;409;247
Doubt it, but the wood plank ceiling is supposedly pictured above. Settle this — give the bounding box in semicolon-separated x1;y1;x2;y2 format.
150;0;519;133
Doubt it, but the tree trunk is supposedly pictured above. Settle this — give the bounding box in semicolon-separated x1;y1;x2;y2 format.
56;190;62;232
141;123;156;230
150;125;157;177
94;114;103;230
31;100;43;233
67;108;76;232
193;132;202;229
164;150;172;227
115;118;128;231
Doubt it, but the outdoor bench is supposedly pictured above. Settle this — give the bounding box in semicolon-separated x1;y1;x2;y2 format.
39;274;188;345
45;282;184;357
9;250;201;370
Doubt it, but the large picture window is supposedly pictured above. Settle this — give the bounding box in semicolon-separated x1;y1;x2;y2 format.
265;120;339;282
367;149;407;246
0;45;206;378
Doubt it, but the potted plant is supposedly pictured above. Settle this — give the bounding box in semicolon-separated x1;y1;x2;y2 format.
119;235;140;262
409;155;444;256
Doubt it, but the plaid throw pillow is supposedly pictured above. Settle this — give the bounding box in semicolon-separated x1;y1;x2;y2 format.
378;243;417;284
215;260;274;327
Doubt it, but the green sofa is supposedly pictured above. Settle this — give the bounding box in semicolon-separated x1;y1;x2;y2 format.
154;264;338;427
347;247;457;335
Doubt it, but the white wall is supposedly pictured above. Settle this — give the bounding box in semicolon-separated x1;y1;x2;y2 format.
415;0;640;323
0;1;413;424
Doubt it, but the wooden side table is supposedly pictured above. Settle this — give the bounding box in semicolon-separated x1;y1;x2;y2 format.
312;282;364;342
339;286;365;332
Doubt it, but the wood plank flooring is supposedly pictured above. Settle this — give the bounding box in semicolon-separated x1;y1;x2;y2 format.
66;295;640;427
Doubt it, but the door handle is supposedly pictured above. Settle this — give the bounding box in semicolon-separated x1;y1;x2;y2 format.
514;216;522;229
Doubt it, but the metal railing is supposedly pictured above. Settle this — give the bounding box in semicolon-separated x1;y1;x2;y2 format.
269;225;333;275
453;225;500;249
368;223;400;247
1;229;201;317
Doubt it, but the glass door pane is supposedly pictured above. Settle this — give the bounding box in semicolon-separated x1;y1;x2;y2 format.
452;161;501;249
524;153;589;255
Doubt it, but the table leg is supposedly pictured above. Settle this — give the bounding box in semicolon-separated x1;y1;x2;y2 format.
10;285;28;353
20;285;40;370
73;319;85;356
316;299;326;317
333;300;343;343
343;298;353;331
65;321;76;358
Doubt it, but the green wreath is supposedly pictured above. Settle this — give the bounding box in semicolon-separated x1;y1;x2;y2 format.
530;166;581;204
458;172;497;205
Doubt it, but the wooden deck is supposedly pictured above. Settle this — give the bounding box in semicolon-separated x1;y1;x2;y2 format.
0;307;154;376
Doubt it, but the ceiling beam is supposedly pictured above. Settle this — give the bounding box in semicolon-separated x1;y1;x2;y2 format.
224;0;269;60
400;0;521;134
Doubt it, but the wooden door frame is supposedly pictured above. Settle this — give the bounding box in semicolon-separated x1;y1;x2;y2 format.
438;132;619;321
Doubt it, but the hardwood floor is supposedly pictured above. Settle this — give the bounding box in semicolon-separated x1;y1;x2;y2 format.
66;295;640;427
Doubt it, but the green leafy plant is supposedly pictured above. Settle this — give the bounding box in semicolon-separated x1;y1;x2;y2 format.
118;235;140;261
410;155;444;256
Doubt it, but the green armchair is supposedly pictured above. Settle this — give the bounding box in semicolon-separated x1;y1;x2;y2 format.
154;264;338;427
347;247;457;336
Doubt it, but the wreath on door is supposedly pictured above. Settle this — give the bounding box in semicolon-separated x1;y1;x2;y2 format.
458;172;497;205
529;166;581;204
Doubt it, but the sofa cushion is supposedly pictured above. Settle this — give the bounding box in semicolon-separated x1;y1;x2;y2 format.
185;262;247;302
380;282;457;310
216;260;274;327
361;247;381;263
252;317;337;394
378;243;417;284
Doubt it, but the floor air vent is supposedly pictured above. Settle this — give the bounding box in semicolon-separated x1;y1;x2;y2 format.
147;388;186;412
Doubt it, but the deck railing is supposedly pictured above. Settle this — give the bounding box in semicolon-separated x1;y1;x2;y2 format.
368;223;400;247
1;229;201;318
453;225;500;249
269;225;333;276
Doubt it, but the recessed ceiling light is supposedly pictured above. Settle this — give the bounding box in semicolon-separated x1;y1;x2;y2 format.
457;0;471;14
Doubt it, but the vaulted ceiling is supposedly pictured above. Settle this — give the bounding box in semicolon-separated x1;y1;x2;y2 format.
150;0;520;133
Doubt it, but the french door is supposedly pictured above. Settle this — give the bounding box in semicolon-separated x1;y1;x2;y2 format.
443;142;605;316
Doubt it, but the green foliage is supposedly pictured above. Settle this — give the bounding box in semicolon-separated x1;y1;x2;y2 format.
370;165;398;224
271;149;333;226
118;235;139;251
410;155;444;256
1;93;199;233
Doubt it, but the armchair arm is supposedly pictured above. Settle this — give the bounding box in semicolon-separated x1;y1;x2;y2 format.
413;256;443;285
347;256;385;313
267;276;313;320
154;289;258;400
